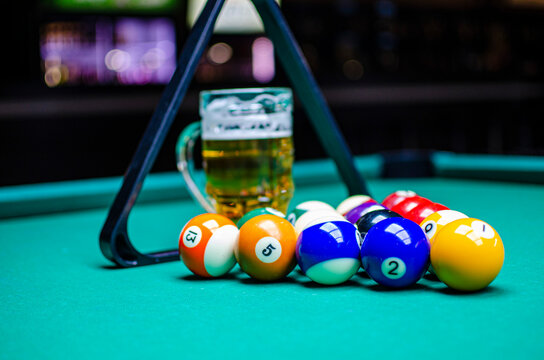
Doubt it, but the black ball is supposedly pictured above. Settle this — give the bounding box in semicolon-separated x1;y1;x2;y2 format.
356;209;402;240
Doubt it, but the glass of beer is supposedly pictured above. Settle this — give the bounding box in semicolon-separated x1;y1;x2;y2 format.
176;88;295;221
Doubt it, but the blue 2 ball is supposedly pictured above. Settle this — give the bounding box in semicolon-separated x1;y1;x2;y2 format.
361;217;430;288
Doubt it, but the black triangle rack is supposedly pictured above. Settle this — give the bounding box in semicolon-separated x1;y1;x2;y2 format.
99;0;370;267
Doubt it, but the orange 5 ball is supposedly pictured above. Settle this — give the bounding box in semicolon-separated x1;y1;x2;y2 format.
236;214;297;281
431;218;504;291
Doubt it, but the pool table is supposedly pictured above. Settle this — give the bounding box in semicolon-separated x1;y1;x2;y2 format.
1;153;543;359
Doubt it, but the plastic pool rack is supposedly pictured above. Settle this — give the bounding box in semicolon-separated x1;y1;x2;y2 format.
99;0;370;267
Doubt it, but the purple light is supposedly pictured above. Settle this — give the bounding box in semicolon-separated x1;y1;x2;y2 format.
113;18;176;85
40;17;176;86
252;37;275;83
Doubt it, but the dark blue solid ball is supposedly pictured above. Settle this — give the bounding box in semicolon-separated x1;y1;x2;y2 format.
360;217;430;288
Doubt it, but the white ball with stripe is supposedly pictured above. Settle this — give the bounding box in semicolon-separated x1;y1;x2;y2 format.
336;195;373;216
294;209;348;237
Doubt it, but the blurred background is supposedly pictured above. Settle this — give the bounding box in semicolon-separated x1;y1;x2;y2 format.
1;0;544;186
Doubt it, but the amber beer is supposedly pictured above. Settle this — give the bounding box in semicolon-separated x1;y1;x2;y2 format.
200;88;294;220
203;136;294;220
176;88;295;220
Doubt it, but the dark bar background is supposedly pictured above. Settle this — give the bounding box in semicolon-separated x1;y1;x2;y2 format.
1;0;544;186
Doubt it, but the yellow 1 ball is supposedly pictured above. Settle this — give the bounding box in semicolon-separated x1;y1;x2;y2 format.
431;218;504;291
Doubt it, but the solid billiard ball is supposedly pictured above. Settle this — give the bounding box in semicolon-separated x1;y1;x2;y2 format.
236;214;297;281
356;209;402;241
286;200;335;225
381;190;417;210
405;202;450;225
390;195;433;217
237;207;285;229
431;218;504;292
296;221;361;285
420;210;469;246
294;209;348;237
336;195;375;216
179;213;239;277
345;202;387;224
360;217;430;288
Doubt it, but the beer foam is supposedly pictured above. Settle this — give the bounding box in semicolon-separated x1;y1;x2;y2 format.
202;113;292;140
201;93;293;140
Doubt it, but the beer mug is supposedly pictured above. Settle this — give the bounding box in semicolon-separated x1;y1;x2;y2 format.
176;88;295;220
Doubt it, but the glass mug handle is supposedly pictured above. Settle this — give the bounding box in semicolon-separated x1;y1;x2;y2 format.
175;122;216;213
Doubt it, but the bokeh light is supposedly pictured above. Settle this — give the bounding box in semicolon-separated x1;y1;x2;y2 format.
252;37;275;83
105;49;131;72
208;42;233;65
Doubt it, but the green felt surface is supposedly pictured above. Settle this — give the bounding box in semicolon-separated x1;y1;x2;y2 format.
0;154;382;219
1;162;544;359
2;152;544;219
433;152;544;183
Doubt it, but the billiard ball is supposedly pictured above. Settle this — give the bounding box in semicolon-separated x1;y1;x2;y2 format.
236;214;297;281
294;209;348;236
286;200;335;225
390;195;433;217
237;207;285;229
405;202;450;225
381;190;417;209
296;221;361;285
420;210;469;246
345;202;388;224
356;209;402;241
420;210;468;275
431;218;504;291
360;217;430;288
336;195;375;216
179;213;239;277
